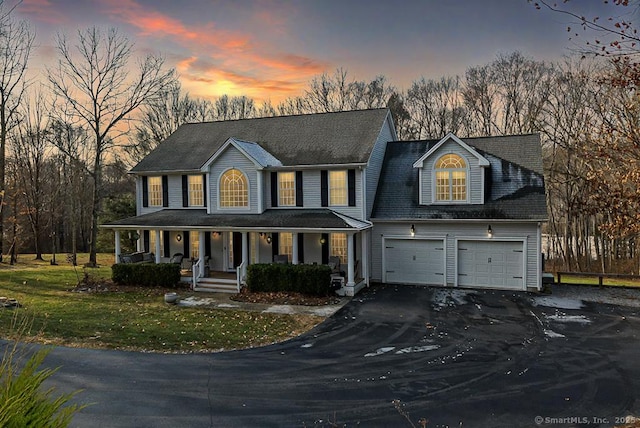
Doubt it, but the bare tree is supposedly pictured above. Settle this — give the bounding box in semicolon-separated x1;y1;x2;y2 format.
0;3;34;261
47;26;175;266
11;86;51;260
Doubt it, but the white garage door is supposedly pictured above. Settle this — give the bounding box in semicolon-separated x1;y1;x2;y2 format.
458;240;524;290
384;239;444;285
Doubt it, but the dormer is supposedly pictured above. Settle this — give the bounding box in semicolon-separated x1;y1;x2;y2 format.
412;133;490;205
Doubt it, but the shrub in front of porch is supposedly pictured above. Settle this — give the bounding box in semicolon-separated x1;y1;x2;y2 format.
111;263;181;287
246;264;332;296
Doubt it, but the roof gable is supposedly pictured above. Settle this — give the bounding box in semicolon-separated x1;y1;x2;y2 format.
201;137;282;171
131;109;391;173
412;133;490;168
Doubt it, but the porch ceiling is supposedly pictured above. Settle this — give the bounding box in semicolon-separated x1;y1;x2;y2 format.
102;209;371;231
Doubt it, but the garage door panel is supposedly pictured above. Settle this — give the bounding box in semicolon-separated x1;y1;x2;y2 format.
458;240;524;290
385;239;444;285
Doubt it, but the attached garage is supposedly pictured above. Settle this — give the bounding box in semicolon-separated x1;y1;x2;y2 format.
457;240;525;290
383;238;445;285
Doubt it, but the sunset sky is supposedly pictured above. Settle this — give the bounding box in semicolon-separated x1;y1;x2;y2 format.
15;0;620;103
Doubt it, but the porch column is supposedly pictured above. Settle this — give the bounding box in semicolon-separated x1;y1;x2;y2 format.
347;233;355;287
362;230;369;285
292;232;299;264
198;231;206;276
154;230;161;263
242;232;248;266
136;229;142;252
114;230;121;263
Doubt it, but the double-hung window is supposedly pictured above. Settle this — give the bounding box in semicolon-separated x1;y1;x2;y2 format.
330;233;347;264
279;232;293;262
329;170;347;206
148;176;163;207
188;175;204;206
278;172;295;206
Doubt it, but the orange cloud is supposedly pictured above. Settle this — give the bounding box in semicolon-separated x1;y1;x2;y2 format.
100;0;329;102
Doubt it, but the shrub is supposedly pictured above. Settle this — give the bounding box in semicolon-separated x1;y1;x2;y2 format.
111;263;181;287
0;315;85;427
246;264;332;296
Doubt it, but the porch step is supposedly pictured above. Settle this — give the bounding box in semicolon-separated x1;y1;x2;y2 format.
194;277;239;294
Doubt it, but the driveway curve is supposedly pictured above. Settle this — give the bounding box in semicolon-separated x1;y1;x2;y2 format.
42;284;640;427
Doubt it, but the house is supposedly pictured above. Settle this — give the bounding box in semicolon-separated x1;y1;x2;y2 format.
104;109;395;295
103;109;547;294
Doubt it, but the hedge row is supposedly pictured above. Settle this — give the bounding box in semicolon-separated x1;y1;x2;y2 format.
111;263;181;288
246;263;333;296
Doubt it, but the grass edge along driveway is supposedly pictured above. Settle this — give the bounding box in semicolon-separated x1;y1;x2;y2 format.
0;254;323;353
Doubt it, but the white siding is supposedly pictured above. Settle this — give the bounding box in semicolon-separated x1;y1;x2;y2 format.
208;146;260;214
365;115;395;218
420;140;484;205
371;221;541;290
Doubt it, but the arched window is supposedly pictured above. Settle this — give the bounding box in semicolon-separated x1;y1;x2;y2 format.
435;154;467;201
220;169;248;207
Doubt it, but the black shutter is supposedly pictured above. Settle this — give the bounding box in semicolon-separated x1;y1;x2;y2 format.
271;171;278;207
204;232;211;257
162;175;169;207
163;231;170;257
182;175;188;207
142;176;149;207
271;233;279;257
348;169;356;207
321;233;329;264
183;231;190;257
297;233;304;263
295;171;303;207
143;230;150;253
320;170;328;207
202;174;207;207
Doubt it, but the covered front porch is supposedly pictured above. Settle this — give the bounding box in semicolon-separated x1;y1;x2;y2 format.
104;209;372;296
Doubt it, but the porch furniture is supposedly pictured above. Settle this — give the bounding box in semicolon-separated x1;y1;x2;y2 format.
273;254;289;264
119;252;154;263
170;253;184;264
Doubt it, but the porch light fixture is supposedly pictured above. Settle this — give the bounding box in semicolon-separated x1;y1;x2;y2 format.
319;237;326;245
487;225;493;238
266;234;272;244
410;224;415;237
176;233;182;242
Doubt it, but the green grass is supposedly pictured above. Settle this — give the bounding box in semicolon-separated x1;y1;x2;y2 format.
0;254;323;353
556;274;640;288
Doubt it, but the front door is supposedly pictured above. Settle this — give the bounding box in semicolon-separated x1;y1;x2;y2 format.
227;232;244;271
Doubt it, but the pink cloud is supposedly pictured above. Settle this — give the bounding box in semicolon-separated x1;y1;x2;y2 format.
18;0;67;25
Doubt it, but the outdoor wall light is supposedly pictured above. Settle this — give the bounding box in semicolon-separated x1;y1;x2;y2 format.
410;224;415;237
487;225;493;238
176;233;182;242
266;234;272;244
320;237;326;245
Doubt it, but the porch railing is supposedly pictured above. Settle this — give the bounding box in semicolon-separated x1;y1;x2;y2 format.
192;258;202;290
236;260;247;293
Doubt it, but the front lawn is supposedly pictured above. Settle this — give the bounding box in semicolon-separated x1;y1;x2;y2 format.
0;254;323;353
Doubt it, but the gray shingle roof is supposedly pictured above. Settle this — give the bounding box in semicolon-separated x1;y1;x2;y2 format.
131;109;390;173
103;209;370;230
372;134;548;221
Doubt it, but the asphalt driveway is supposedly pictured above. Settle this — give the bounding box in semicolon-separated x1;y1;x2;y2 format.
42;284;640;427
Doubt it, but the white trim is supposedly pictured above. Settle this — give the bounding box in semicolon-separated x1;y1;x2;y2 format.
412;133;490;168
256;171;263;212
454;237;527;291
418;168;423;205
216;167;251;211
361;167;367;220
536;222;542;291
381;235;447;286
201;137;282;172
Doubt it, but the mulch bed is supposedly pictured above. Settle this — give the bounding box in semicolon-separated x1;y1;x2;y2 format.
231;288;342;306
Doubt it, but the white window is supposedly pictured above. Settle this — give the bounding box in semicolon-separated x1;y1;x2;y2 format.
148;176;162;207
329;170;347;206
279;232;293;262
435;154;467;202
190;231;199;259
220;169;248;208
188;175;204;206
278;172;295;206
149;231;162;254
330;233;347;265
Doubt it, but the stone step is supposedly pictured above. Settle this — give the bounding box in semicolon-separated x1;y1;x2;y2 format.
193;280;239;294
